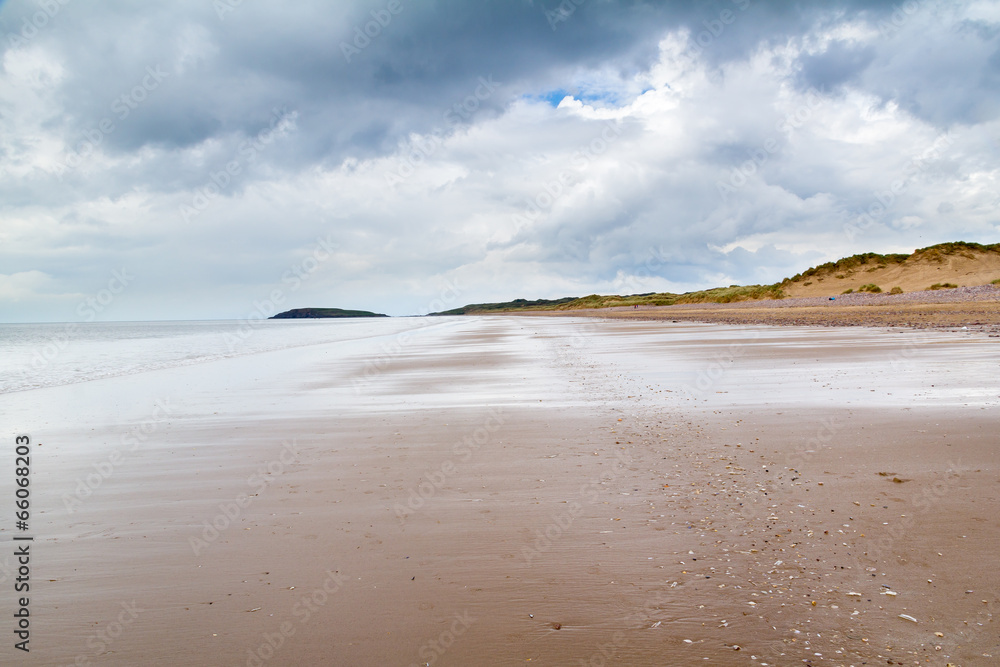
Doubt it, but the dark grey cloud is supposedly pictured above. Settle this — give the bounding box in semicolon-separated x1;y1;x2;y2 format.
796;39;876;91
0;0;919;166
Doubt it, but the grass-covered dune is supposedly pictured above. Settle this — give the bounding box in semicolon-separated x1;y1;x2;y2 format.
432;297;578;316
779;241;1000;297
431;242;1000;315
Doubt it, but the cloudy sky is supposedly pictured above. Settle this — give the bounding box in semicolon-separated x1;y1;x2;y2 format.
1;0;998;321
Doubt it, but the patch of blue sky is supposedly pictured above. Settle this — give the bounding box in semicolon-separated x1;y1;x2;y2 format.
537;89;571;106
531;84;655;108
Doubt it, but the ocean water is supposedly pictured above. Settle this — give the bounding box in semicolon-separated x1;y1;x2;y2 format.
0;318;434;395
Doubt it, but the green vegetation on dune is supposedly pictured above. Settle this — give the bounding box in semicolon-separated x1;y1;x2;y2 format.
554;292;680;310
782;252;908;284
547;284;784;309
431;297;577;315
431;284;784;315
671;284;785;304
913;241;1000;259
433;283;791;314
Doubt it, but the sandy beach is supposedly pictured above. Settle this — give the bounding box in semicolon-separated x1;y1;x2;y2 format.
2;317;997;665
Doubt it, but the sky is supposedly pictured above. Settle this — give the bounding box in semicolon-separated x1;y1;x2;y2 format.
1;0;999;321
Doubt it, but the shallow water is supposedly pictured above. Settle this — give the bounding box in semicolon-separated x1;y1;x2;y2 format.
0;317;439;394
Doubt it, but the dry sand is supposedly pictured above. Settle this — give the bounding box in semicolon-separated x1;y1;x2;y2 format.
2;317;997;665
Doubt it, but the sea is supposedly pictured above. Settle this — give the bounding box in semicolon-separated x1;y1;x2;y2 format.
0;318;433;395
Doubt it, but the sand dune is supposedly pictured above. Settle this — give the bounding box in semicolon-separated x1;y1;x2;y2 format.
782;244;1000;297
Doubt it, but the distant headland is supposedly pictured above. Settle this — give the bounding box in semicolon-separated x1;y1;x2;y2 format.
270;308;388;319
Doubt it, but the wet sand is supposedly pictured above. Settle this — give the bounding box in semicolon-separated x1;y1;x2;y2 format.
2;317;997;665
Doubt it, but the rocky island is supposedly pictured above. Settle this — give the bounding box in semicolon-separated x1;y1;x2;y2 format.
270;308;388;319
